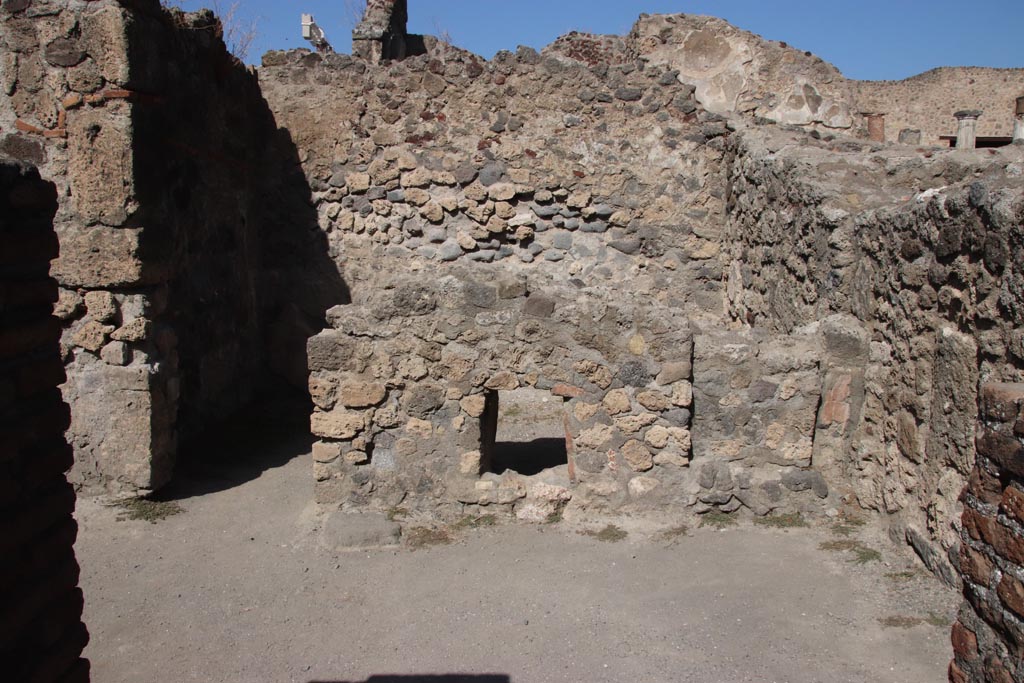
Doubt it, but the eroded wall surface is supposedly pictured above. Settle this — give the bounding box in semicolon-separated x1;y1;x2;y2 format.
0;161;89;683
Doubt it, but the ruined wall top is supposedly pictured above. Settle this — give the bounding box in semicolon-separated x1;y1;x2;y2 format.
352;0;414;63
344;6;1024;145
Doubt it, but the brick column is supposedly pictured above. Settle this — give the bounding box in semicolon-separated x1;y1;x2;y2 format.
863;112;886;143
952;382;1024;683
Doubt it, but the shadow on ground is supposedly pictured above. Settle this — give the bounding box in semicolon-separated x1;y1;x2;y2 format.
311;676;510;683
155;388;312;502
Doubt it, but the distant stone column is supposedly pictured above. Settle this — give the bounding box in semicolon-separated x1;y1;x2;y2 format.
863;113;886;143
1014;96;1024;142
954;110;982;149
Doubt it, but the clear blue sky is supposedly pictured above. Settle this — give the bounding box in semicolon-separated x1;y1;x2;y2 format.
176;1;1024;81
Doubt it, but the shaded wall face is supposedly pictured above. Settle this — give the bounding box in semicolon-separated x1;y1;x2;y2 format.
0;0;176;492
0;161;89;683
0;1;329;493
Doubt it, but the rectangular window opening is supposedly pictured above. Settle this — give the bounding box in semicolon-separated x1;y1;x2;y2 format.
480;387;568;476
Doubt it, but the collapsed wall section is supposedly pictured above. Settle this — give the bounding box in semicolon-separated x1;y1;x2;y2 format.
0;161;89;683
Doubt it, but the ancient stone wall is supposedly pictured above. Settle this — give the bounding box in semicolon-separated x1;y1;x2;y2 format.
854;69;1024;145
600;14;1024;146
308;276;698;515
0;161;89;682
260;37;851;518
628;14;857;131
258;45;729;312
0;0;326;493
953;383;1024;683
725;126;1024;583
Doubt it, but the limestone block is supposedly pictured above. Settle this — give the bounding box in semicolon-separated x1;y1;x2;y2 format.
374;405;401;429
401;168;431;188
460;394;486;418
927;327;979;476
346;172;371;193
573;359;611;389
622;440;654;472
52;225;150;288
405;418;433;438
645;425;670;449
404;187;430;206
420;201;444;223
670;381;694;408
613;413;658;434
339;381;387;408
628;476;660;498
110;317;149;342
576;424;615;450
68;107;135;226
65;365;167;491
487;183;517;201
567;190;591;208
311;409;365;440
54;289;83;320
83;291;118;322
459;450;481;475
312;441;342;463
636;390;671;412
344;450;369;465
82;6;131;86
602;389;631;415
99;340;129;366
72;320;114;352
573;402;600;423
485;371;519;391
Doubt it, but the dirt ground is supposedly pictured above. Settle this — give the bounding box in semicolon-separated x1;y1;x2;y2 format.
74;407;958;683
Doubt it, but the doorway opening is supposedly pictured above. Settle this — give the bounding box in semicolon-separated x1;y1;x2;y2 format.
480;387;568;476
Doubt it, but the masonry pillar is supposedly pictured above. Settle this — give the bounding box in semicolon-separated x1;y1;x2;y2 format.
1013;96;1024;143
954;110;982;149
352;0;409;64
863;113;886;143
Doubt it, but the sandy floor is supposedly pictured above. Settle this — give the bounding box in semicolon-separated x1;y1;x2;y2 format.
75;412;958;683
